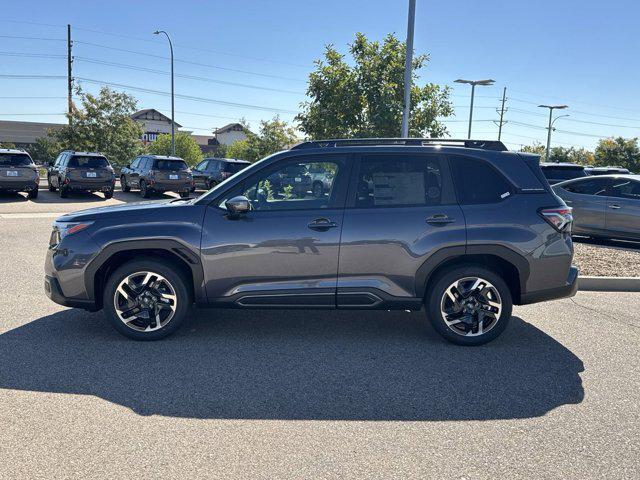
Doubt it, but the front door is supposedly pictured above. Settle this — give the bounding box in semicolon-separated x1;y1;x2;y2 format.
337;153;465;307
200;155;350;307
606;177;640;239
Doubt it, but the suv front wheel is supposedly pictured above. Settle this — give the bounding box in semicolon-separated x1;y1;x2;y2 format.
103;258;192;340
426;265;512;346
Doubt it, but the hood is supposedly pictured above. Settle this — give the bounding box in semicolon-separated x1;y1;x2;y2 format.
57;198;191;222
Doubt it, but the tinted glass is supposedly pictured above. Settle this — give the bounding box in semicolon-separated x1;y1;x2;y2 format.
154;159;188;171
451;156;512;204
223;162;248;173
0;153;32;166
195;160;208;171
542;167;587;181
562;178;608;196
130;158;140;169
609;179;640;200
356;155;447;207
67;156;109;168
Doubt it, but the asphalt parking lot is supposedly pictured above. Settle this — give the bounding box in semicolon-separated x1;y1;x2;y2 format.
0;189;638;479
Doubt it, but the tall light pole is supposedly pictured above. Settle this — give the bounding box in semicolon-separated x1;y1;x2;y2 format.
455;78;495;139
538;104;568;162
401;0;416;138
154;30;175;155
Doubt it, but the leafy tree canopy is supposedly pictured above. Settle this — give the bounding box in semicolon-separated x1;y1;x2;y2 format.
594;137;640;172
226;117;297;162
148;132;203;166
296;32;454;139
47;87;143;166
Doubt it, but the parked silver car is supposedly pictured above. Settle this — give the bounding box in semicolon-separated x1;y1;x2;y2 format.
552;174;640;240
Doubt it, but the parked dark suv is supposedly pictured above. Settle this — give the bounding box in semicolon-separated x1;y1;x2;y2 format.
45;138;577;345
0;148;39;199
47;151;115;199
193;157;250;190
120;155;193;198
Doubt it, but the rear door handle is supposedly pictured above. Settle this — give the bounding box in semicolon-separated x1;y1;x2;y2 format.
426;214;455;225
609;204;621;210
307;218;338;231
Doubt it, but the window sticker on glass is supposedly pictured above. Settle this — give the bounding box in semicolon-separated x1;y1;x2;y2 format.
372;172;425;206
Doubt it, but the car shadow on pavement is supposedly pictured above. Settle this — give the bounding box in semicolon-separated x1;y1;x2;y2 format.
0;308;584;421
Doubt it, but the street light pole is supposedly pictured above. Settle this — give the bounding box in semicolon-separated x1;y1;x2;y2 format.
454;78;495;139
538;104;568;162
401;0;416;138
154;30;175;156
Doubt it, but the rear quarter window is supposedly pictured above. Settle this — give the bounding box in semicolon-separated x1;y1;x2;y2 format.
450;155;513;204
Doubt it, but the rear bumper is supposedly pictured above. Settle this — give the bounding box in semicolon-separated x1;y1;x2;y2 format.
150;181;192;192
0;180;38;191
45;275;98;311
519;266;579;305
65;180;114;191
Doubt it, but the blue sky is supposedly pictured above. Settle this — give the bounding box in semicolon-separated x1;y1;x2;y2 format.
1;0;639;150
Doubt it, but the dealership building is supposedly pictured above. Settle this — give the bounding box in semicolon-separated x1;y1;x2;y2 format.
0;109;248;155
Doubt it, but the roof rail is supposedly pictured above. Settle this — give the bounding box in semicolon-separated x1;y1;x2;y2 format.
291;138;508;151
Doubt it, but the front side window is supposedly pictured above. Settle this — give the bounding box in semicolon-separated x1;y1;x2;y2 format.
562;178;608;196
609;179;640;200
219;157;344;211
450;156;512;204
130;158;140;169
355;154;449;207
195;160;209;171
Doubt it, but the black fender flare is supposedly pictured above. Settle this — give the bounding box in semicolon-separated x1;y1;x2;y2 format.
84;239;205;303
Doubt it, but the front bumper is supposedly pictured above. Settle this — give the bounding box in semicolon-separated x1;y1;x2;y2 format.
519;266;579;305
45;275;98;311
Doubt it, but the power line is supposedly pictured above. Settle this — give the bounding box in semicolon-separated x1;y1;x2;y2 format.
74;57;305;95
75;77;298;114
0;51;66;59
0;34;65;42
0;74;66;80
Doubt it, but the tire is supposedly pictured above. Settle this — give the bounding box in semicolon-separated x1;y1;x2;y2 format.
140;180;151;198
27;189;38;199
121;175;130;192
59;184;68;198
104;189;114;200
312;181;324;198
103;257;192;340
207;180;216;190
179;191;190;198
426;265;512;346
48;176;56;192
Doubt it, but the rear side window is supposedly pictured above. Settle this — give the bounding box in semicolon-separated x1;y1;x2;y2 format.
355;154;452;207
609;179;640;200
155;159;188;171
562;178;608;196
0;153;32;166
451;156;512;204
67;156;109;168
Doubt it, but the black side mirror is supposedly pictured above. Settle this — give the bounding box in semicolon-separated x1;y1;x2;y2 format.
225;195;251;215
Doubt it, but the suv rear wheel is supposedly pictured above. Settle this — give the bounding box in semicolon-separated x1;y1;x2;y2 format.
103;258;192;340
426;265;512;346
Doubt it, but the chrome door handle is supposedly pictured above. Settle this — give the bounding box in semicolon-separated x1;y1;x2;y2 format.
307;218;338;231
609;204;621;209
426;214;455;225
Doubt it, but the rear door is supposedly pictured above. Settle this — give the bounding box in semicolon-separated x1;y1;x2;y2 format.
337;152;465;307
605;177;640;239
556;177;609;234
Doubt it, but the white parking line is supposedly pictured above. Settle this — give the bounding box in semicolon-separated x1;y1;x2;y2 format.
0;213;61;219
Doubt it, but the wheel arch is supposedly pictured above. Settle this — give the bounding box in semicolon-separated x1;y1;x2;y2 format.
416;245;529;305
85;239;205;309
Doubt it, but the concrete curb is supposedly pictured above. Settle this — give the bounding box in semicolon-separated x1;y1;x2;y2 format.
578;276;640;292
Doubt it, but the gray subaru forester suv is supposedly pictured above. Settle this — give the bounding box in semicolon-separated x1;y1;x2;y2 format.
45;138;577;345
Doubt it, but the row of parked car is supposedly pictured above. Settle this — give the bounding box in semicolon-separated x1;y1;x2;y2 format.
0;148;252;200
540;162;632;185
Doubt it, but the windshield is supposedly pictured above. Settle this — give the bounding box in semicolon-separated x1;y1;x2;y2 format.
224;162;249;173
542;168;587;181
68;156;109;168
0;154;33;167
155;159;188;171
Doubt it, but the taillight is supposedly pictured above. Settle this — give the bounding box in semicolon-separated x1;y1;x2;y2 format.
539;207;573;232
148;170;156;177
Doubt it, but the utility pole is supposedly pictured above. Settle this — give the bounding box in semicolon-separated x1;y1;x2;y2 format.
67;24;73;126
401;0;416;138
496;86;507;141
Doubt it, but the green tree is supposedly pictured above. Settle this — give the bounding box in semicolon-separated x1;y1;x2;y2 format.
226;117;297;162
27;136;62;164
594;137;640;171
49;86;143;166
520;143;546;156
148;132;203;166
296;32;454;139
0;142;16;148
